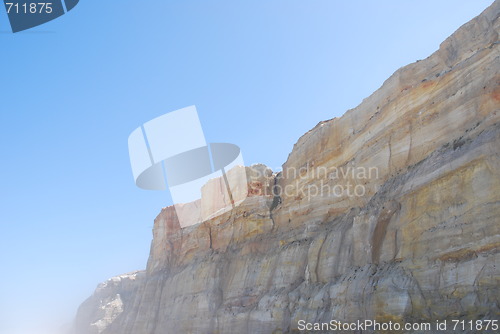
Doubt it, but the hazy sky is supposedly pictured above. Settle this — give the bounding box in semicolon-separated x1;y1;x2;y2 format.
0;1;493;333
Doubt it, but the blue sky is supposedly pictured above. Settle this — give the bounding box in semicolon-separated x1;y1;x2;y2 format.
0;1;493;332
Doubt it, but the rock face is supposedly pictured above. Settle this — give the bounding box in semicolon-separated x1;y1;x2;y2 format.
74;2;500;333
74;271;145;334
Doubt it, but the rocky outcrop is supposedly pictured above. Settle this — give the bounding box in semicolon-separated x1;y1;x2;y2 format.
74;271;145;334
74;1;500;333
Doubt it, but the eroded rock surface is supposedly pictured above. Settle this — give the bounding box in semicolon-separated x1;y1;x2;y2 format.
74;2;500;333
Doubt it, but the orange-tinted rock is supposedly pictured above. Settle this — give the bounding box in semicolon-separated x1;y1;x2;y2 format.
74;2;500;333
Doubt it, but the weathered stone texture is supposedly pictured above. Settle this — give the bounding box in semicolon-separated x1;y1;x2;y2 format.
74;2;500;333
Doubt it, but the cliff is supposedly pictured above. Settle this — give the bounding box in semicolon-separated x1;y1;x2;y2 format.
74;1;500;333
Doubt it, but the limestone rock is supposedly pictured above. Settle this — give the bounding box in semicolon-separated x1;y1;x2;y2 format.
74;271;145;334
74;2;500;333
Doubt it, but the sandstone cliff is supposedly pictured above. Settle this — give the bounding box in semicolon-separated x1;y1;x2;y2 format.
74;2;500;333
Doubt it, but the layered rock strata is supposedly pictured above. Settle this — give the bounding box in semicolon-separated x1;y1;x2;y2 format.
75;2;500;333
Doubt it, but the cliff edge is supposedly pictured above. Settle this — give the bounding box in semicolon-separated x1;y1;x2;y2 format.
74;1;500;333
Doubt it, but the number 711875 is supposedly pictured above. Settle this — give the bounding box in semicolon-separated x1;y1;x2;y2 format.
452;319;498;331
5;2;53;14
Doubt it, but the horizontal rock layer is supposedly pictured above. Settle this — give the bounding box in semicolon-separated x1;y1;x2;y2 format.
74;2;500;333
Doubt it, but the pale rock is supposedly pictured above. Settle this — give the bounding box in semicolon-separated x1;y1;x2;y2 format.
74;2;500;333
